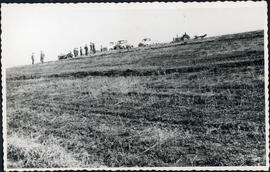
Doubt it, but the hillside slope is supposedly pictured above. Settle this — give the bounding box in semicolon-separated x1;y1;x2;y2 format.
6;30;266;167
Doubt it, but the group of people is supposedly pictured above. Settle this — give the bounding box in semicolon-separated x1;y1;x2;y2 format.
73;43;96;57
31;43;97;64
83;42;96;56
31;51;45;65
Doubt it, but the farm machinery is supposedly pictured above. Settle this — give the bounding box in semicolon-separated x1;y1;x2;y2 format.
194;34;207;39
172;32;190;43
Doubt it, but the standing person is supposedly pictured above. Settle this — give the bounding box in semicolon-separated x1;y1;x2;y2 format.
31;53;35;64
76;48;79;57
84;44;88;56
89;43;93;53
92;43;96;54
40;51;45;63
80;47;83;56
73;48;76;57
73;48;78;57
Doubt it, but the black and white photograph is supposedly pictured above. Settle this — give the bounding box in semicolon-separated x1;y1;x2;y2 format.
1;2;269;171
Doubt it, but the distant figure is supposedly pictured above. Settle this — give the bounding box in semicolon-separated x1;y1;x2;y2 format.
80;47;83;56
89;42;96;54
181;32;190;41
93;43;96;53
84;45;89;55
90;43;93;53
100;45;102;52
73;48;79;57
40;51;45;63
31;53;35;64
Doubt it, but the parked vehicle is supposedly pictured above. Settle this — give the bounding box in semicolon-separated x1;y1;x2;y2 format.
114;40;133;50
138;38;152;47
58;52;73;60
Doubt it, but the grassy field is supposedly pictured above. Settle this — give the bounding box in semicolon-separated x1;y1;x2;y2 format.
5;30;266;168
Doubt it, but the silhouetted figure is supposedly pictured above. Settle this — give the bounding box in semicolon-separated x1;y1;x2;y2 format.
90;43;93;53
40;51;45;63
89;42;96;54
80;47;83;56
31;53;35;64
92;43;96;53
84;45;88;55
181;32;190;41
73;48;79;57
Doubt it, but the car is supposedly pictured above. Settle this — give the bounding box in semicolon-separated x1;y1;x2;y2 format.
114;40;133;50
138;38;152;47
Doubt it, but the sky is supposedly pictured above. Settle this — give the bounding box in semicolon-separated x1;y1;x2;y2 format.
1;2;267;68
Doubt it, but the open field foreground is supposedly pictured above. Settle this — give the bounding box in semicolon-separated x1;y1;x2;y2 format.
5;30;266;168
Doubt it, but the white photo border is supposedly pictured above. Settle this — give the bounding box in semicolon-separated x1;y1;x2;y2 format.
1;1;269;171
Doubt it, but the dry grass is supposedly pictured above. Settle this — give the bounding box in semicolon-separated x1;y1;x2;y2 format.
5;30;266;168
7;134;89;168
